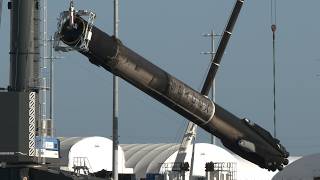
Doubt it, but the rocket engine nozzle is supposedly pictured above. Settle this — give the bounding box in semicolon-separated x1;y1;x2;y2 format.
60;17;85;46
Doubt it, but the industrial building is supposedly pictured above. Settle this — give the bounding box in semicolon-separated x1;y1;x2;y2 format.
59;136;301;180
59;137;133;174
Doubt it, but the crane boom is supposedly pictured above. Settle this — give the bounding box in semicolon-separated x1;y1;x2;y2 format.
174;0;244;171
54;7;289;171
201;0;243;95
172;122;197;172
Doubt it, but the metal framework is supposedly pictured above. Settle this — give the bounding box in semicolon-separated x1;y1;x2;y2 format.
55;9;96;52
205;162;237;180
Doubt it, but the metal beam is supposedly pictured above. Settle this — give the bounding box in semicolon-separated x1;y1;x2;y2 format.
201;0;244;95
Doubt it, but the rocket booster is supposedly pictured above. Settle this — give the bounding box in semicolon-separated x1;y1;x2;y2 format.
57;16;289;171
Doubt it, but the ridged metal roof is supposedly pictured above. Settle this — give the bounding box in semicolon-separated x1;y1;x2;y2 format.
121;143;237;179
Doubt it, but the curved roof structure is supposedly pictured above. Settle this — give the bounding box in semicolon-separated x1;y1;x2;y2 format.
60;136;303;180
60;136;132;173
122;144;151;161
234;155;301;180
125;144;164;168
161;143;237;176
122;143;237;179
60;137;84;167
273;154;317;180
146;144;180;174
134;144;174;178
235;155;278;180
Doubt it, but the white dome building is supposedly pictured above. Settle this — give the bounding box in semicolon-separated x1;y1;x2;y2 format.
60;137;238;179
235;155;278;180
121;143;238;180
235;155;300;180
273;154;318;180
59;136;133;174
59;136;301;180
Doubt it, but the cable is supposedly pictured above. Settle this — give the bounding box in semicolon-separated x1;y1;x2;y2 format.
270;0;277;25
271;0;277;138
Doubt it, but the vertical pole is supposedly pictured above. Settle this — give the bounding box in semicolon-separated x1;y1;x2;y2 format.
189;135;196;180
112;0;119;180
41;0;47;126
271;0;277;138
49;36;54;136
210;30;216;145
272;25;276;138
39;0;48;164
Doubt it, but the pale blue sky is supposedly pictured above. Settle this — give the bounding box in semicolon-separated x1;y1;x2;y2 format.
0;0;320;156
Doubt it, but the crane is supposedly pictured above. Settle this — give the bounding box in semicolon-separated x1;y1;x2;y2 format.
54;0;289;171
172;122;197;173
172;0;245;174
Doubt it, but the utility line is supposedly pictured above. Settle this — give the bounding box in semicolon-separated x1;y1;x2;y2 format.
271;0;277;138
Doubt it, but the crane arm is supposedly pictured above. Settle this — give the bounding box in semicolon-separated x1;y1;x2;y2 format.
201;0;243;95
172;122;197;172
174;0;244;170
54;11;288;171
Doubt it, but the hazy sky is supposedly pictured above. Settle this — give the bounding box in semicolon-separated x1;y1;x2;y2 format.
0;0;320;156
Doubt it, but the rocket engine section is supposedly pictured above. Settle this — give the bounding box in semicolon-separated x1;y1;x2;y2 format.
55;14;289;171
